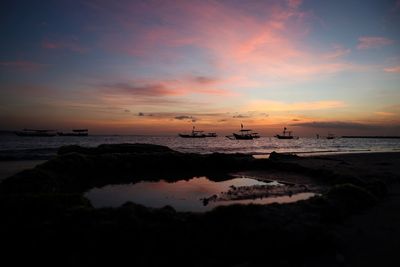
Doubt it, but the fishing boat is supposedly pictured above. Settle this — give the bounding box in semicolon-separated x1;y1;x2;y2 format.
275;127;297;139
15;129;57;137
226;124;260;140
205;132;217;137
179;126;206;138
57;129;88;136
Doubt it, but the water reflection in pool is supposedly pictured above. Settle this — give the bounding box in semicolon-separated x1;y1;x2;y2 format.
85;177;315;212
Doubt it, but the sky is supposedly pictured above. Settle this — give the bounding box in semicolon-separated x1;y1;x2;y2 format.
0;0;399;136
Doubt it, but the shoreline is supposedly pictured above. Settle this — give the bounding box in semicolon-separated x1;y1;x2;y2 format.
1;149;399;181
1;145;399;159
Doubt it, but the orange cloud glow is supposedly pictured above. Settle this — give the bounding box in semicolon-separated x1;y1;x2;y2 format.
375;111;396;116
244;100;346;112
384;66;400;73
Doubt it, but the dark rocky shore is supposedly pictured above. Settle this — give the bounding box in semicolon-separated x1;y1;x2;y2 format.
0;144;399;266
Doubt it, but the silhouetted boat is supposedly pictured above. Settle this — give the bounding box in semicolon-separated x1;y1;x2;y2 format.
205;132;217;137
57;129;88;136
326;133;335;139
15;129;57;137
226;124;260;140
179;126;214;138
275;127;298;139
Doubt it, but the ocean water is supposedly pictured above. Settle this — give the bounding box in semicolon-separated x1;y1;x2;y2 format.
1;134;400;160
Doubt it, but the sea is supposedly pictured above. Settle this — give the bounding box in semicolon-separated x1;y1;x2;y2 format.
1;134;400;160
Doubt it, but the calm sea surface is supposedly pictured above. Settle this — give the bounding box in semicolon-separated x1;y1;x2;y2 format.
1;134;400;160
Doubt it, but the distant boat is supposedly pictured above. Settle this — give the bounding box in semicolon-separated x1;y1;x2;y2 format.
326;133;335;139
205;132;217;137
275;127;298;139
226;124;260;140
57;129;88;136
15;129;57;137
179;126;216;138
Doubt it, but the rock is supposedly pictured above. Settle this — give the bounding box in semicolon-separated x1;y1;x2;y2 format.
269;151;300;161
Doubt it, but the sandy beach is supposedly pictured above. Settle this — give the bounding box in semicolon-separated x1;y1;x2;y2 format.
0;144;399;266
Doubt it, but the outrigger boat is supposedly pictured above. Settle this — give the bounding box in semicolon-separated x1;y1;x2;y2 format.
179;126;217;138
15;129;57;137
57;129;88;136
226;124;260;140
275;127;298;139
205;132;217;137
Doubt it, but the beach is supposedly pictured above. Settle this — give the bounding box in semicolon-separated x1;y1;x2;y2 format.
0;144;399;266
3;1;400;266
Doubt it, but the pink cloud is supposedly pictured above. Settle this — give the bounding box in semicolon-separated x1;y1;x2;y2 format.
357;36;394;49
97;1;307;57
245;100;345;112
0;61;47;70
194;88;238;96
384;66;400;73
103;83;184;97
89;1;358;92
102;79;236;98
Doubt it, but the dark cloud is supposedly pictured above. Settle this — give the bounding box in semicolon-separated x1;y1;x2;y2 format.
233;114;250;118
174;115;192;120
138;112;153;116
193;76;218;84
292;118;300;121
42;38;88;53
124;109;130;113
174;115;197;122
291;121;380;130
103;83;180;97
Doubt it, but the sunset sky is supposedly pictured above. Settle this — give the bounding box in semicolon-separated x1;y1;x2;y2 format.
1;0;399;135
